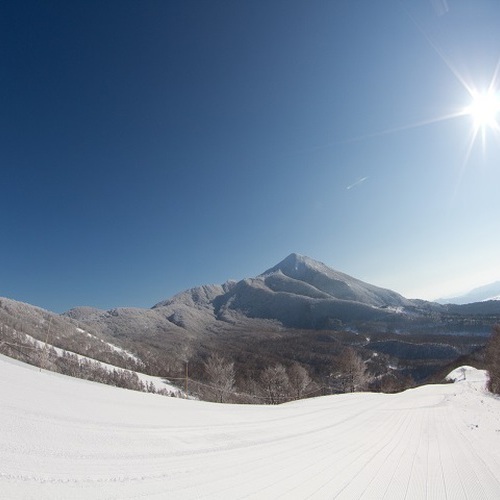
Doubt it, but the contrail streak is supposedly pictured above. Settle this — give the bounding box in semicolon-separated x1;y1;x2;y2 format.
347;176;368;190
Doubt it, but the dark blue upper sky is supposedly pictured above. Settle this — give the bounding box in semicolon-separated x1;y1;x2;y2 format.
2;0;500;312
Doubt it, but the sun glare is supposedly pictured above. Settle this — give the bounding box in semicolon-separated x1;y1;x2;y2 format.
466;90;500;130
460;84;500;162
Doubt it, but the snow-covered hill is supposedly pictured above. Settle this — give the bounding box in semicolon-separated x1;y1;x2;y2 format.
0;299;184;396
2;354;500;499
438;281;500;305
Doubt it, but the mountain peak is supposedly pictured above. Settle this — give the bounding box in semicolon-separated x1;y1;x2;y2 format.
260;253;410;309
262;253;330;277
282;252;313;267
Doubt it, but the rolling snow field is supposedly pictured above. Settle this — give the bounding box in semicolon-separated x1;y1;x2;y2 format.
1;355;500;499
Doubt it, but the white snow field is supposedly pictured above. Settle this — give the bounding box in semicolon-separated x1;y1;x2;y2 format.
2;354;500;499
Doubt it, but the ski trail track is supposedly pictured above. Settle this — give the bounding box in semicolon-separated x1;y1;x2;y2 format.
1;354;500;499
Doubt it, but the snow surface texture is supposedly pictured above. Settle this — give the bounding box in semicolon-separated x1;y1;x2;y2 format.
2;354;500;499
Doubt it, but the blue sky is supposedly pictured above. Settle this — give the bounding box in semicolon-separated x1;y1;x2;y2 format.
1;0;500;312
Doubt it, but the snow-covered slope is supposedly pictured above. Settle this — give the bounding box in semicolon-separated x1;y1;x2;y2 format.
149;253;417;331
0;297;145;369
261;253;411;307
438;281;500;305
151;282;236;330
2;354;500;499
446;365;489;383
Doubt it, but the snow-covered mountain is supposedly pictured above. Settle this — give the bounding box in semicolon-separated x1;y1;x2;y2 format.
438;281;500;305
148;253;416;331
3;253;500;387
261;253;411;307
40;253;498;349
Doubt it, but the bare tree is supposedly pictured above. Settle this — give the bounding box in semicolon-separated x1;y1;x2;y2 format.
204;354;235;403
378;372;414;393
288;363;313;400
486;324;500;394
334;347;369;393
260;364;291;404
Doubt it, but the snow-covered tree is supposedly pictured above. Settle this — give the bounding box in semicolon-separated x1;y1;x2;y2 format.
204;354;235;403
334;347;369;393
288;363;313;400
260;364;291;404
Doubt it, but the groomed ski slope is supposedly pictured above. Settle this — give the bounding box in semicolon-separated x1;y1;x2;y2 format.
1;354;500;499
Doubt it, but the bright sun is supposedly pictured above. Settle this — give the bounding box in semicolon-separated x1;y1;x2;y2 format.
465;90;500;130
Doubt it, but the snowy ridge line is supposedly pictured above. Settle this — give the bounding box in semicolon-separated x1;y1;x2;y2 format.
76;327;143;365
0;319;143;370
1;333;182;396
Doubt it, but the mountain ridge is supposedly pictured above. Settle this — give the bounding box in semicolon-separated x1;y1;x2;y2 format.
59;252;500;334
260;253;411;308
437;280;500;305
142;253;419;331
3;253;500;386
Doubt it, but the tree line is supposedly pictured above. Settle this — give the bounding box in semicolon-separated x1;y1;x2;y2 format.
190;347;374;404
0;323;181;397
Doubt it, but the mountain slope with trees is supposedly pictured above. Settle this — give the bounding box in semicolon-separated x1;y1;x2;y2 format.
2;254;500;401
